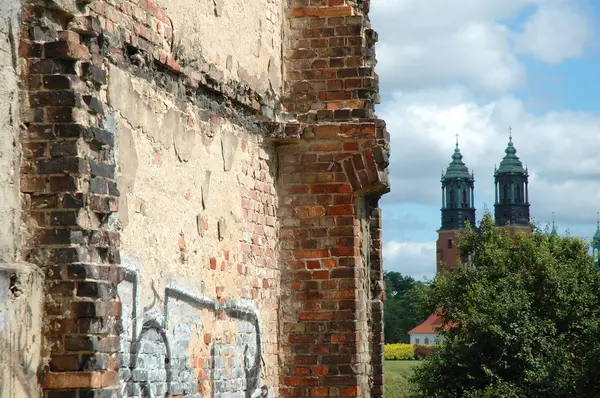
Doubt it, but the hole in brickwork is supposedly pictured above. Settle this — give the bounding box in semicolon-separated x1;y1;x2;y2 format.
9;273;23;297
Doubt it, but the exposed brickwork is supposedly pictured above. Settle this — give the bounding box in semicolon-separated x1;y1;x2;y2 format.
284;0;379;121
276;122;389;397
19;2;123;396
10;0;389;396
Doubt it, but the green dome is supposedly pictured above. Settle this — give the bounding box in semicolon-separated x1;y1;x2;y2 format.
594;224;600;244
443;143;473;180
496;136;526;175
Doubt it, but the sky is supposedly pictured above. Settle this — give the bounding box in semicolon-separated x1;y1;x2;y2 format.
371;0;600;281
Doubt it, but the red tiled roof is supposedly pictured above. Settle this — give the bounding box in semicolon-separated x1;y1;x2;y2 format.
408;310;453;335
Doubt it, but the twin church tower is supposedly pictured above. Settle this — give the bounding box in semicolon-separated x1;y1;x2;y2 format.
436;132;531;273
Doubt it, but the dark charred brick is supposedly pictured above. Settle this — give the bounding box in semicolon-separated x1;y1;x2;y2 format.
371;146;388;166
27;124;55;140
30;59;77;75
67;263;99;279
50;141;80;158
334;109;351;120
31;25;58;42
90;161;114;179
77;281;111;298
80;353;109;371
30;91;78;107
50;211;79;226
64;335;100;351
81;62;107;85
89;195;110;213
107;181;119;197
46;107;77;123
90;127;114;146
47;281;76;296
351;108;372;118
62;192;85;208
43;75;73;90
49;176;79;192
49;355;80;372
37;157;87;174
70;302;102;318
53;247;89;263
30;194;57;209
77;318;110;334
55;124;89;139
90;178;107;194
83;95;104;114
36;229;85;245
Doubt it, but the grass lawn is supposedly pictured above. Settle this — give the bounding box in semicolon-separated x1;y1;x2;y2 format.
384;360;422;398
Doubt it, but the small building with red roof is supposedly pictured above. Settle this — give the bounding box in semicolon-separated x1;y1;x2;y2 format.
408;310;446;345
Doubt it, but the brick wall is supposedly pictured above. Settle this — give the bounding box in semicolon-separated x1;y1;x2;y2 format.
9;0;390;396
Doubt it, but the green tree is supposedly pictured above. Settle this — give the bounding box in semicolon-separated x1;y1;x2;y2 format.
384;271;430;343
412;212;600;397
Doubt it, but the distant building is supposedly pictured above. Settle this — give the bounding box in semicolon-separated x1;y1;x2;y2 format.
408;311;446;345
410;132;532;344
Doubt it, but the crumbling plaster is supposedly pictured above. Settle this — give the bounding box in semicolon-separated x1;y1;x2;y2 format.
108;65;280;396
0;0;22;261
0;263;44;398
155;0;284;95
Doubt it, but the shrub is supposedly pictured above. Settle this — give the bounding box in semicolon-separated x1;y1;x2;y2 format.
414;345;435;360
384;343;415;360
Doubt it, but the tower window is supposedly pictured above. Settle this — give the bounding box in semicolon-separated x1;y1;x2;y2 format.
448;239;453;249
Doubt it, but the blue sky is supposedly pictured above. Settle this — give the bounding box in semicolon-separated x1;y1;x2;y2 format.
371;0;600;280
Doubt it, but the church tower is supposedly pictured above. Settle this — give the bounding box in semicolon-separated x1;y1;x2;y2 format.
494;131;531;232
436;138;475;273
592;213;600;267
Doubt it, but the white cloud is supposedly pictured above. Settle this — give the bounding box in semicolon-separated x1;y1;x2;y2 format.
379;87;600;226
383;240;437;280
371;0;594;94
514;1;592;63
371;0;598;280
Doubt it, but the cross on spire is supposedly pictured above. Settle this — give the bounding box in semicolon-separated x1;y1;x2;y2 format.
509;126;513;141
455;133;459;147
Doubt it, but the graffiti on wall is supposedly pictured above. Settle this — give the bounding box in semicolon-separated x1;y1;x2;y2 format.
117;261;264;398
0;266;43;398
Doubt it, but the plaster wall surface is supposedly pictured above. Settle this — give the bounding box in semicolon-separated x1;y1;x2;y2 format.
154;0;284;95
0;263;44;398
0;0;21;261
109;65;280;397
409;333;439;345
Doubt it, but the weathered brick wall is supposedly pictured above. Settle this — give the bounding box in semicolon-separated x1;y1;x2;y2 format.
7;0;389;396
278;0;388;396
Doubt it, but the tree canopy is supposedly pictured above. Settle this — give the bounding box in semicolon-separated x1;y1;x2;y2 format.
412;212;600;397
384;271;430;343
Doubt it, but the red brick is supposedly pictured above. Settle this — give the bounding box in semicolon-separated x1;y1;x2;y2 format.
310;366;328;376
295;249;328;259
341;386;360;396
313;270;330;279
327;205;354;215
312;387;329;396
299;311;334;321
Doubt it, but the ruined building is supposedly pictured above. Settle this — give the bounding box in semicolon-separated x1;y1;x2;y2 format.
0;0;390;397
